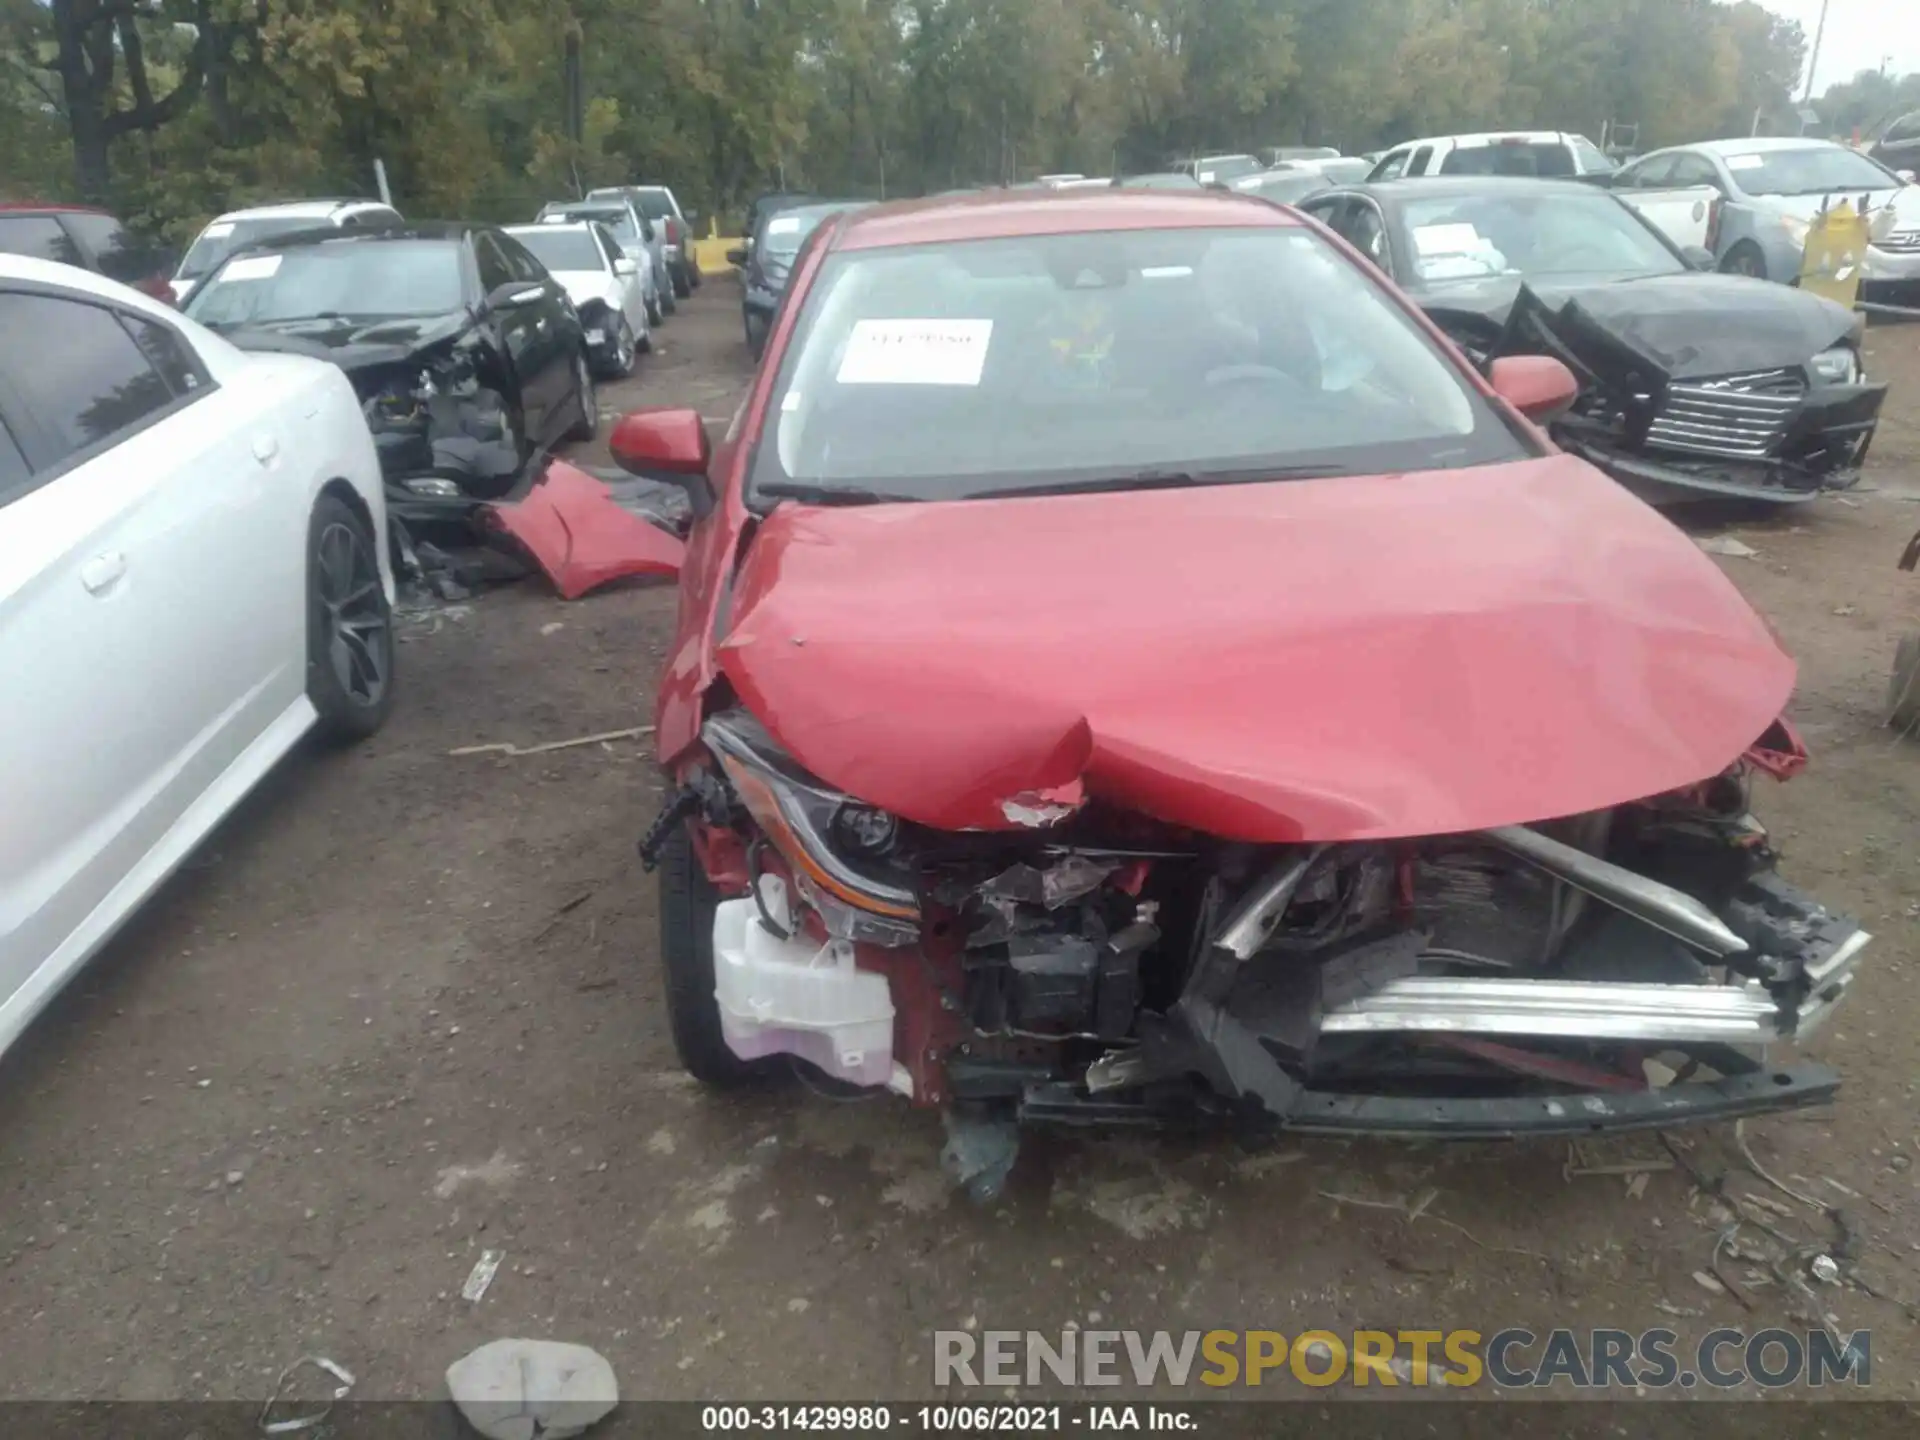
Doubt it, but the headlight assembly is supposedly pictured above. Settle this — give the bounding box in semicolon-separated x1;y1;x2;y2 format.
1779;213;1812;247
1809;345;1862;386
702;713;920;937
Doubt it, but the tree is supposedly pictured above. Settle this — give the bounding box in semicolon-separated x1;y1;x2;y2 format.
40;1;216;199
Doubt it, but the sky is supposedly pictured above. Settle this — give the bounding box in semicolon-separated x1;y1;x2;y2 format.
1763;0;1920;94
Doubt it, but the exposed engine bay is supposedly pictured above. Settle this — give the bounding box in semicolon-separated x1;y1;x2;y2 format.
653;710;1868;1199
358;353;523;512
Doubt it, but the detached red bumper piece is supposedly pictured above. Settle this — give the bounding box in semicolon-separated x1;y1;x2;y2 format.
484;459;684;600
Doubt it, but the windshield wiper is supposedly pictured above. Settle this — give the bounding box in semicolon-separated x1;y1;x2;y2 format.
967;463;1350;500
757;481;924;506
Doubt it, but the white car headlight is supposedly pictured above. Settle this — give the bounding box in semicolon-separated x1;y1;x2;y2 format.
1809;346;1862;386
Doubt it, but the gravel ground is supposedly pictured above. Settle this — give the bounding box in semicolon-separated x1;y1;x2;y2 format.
1;285;1918;1406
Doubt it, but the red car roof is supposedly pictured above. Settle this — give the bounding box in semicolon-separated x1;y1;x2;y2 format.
832;188;1299;251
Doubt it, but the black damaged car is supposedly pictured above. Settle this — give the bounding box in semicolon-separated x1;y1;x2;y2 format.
1299;177;1887;505
181;222;598;524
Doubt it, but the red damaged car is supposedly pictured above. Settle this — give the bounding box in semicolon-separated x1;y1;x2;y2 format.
616;189;1867;1199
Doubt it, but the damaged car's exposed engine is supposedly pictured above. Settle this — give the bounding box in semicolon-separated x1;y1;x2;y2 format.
624;188;1870;1199
660;708;1861;1197
180;223;599;528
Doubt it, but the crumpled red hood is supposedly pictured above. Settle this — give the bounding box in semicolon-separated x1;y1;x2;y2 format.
715;456;1795;842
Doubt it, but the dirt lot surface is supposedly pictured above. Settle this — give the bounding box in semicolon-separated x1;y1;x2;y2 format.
4;286;1920;1406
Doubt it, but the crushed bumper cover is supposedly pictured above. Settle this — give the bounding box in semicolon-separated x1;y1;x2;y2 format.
1564;382;1886;505
1020;1055;1840;1139
1102;858;1871;1136
1493;284;1888;505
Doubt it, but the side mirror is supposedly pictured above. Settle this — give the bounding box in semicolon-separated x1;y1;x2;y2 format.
1899;169;1917;185
1488;355;1579;426
486;282;545;311
1681;244;1716;271
613;257;637;276
725;246;749;267
610;409;716;519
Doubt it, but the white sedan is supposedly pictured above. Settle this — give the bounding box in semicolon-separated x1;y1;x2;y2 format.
0;254;395;1059
506;221;653;378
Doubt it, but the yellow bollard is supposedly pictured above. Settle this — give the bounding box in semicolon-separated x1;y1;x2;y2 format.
1798;201;1870;309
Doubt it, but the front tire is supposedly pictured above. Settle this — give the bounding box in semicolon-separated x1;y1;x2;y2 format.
745;311;768;362
672;263;692;300
657;825;769;1086
1890;632;1920;732
596;318;635;379
306;495;394;745
1720;242;1768;281
566;351;598;442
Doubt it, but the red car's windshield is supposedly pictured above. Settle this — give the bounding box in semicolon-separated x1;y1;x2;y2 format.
750;225;1529;503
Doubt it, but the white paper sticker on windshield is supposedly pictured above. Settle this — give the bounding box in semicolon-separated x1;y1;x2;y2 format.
836;319;993;387
202;221;236;239
221;254;283;281
767;216;802;235
1141;265;1193;279
1726;154;1766;171
1413;223;1484;256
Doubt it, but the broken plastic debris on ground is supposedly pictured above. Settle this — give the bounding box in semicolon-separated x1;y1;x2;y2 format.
483;459;687;600
446;1338;618;1440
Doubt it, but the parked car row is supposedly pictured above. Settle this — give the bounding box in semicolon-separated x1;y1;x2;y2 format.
0;170;709;1067
1348;129;1919;304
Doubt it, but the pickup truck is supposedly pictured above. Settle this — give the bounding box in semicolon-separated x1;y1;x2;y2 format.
1604;138;1920;298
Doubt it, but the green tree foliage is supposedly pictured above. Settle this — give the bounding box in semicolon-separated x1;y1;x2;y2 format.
0;0;1881;244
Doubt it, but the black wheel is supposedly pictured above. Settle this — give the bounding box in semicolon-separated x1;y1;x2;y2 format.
646;293;664;327
637;320;654;355
306;495;394;745
566;350;598;442
672;264;691;300
662;283;678;317
1720;243;1768;281
656;824;772;1086
597;318;635;379
1890;632;1920;732
745;312;767;362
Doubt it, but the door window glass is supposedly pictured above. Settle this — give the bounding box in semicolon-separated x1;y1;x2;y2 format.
120;313;207;398
1372;150;1412;181
62;212;153;284
0;215;84;266
497;234;547;283
1622;154;1678;188
1669;154;1723;190
0;293;172;462
475;235;515;292
0;414;30;503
